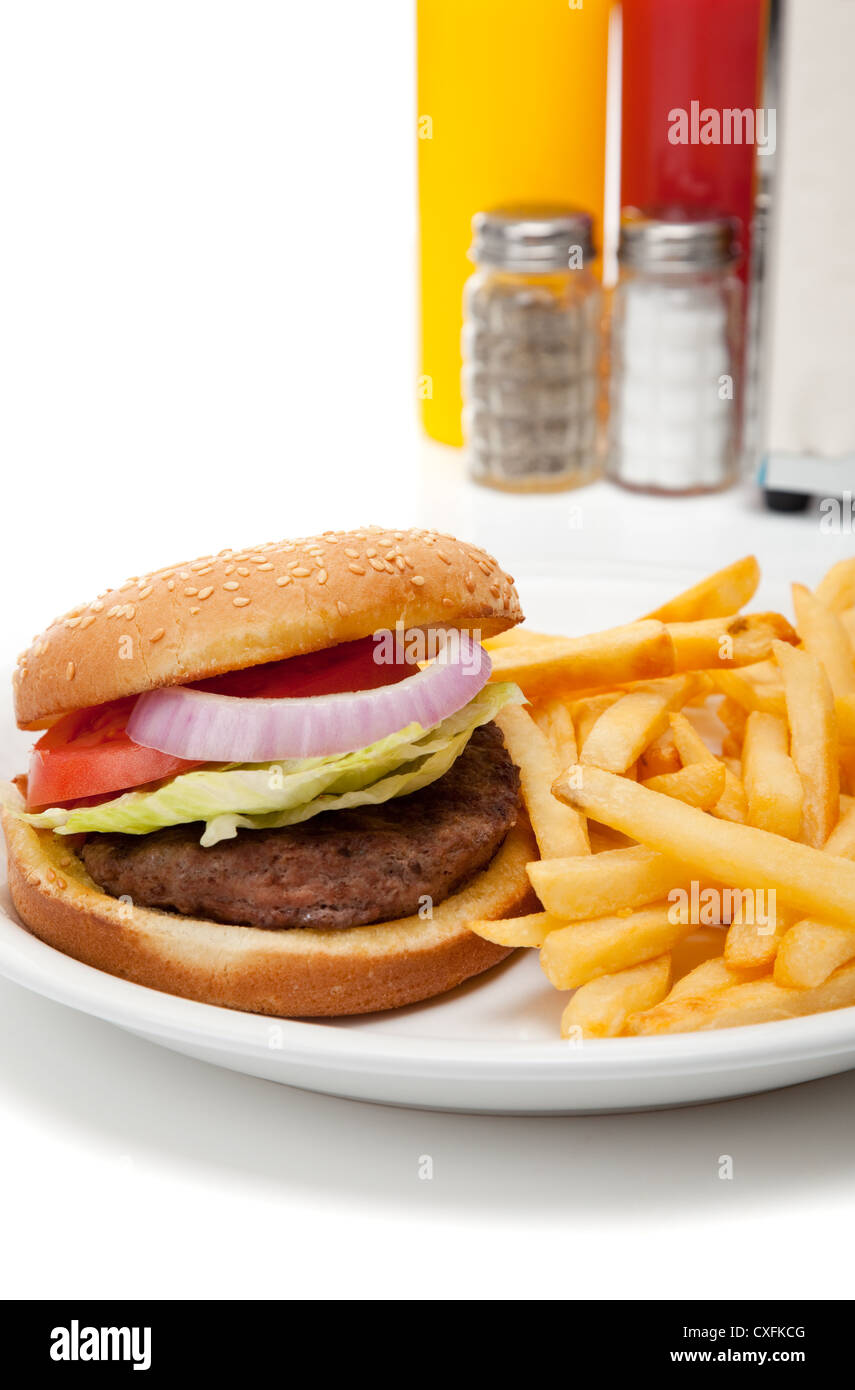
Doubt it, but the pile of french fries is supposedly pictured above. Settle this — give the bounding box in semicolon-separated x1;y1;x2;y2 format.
473;555;855;1039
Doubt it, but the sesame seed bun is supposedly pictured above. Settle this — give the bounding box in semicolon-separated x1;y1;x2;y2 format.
14;527;523;730
2;807;538;1017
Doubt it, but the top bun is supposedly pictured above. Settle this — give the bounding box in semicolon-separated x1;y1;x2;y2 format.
13;527;523;729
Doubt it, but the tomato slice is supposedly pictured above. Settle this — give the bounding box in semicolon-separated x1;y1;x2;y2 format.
191;635;416;699
27;697;201;810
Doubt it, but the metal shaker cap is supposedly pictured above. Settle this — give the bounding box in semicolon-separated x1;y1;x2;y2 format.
618;207;741;272
469;205;596;272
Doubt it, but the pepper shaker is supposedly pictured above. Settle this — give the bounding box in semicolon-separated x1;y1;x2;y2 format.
462;206;603;493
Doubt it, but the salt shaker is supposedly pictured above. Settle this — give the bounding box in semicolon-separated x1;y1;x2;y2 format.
609;208;742;494
462;206;602;492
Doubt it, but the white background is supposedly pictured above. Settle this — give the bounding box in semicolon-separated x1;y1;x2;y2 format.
1;1;855;1302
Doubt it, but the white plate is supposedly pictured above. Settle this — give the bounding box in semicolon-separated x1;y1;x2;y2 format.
3;561;855;1114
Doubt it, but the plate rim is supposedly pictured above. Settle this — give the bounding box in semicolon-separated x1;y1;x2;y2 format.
2;908;855;1082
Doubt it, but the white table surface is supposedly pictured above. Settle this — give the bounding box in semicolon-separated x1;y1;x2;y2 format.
2;1;854;1302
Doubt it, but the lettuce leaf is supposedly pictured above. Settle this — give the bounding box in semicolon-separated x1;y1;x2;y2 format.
9;682;522;846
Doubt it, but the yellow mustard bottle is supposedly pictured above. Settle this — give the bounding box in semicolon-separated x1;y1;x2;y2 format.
417;0;612;448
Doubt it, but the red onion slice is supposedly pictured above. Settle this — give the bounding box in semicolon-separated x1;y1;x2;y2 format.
127;633;492;763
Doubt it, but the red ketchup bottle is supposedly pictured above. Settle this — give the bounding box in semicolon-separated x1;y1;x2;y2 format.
621;0;768;284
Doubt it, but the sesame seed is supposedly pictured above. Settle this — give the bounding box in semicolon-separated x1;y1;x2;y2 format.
237;567;250;577
198;586;214;600
437;550;451;565
91;600;104;612
46;868;56;882
66;661;75;680
442;597;455;608
490;584;500;598
178;571;189;581
138;586;153;599
66;617;81;628
464;572;475;593
79;615;95;630
348;564;365;576
190;606;200;615
478;560;493;576
56;876;67;890
316;569;328;584
233;596;251;608
166;580;175;591
344;548;360;559
150;628;165;643
275;576;291;587
257;562;274;571
292;567;311;578
223;581;240;591
336;600;348;616
411;575;425;586
184;587;198;597
224;564;235;576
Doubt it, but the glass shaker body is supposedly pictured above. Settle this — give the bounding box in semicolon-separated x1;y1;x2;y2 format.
608;262;742;495
462;264;603;493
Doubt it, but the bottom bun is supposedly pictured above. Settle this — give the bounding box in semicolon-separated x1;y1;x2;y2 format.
2;809;539;1017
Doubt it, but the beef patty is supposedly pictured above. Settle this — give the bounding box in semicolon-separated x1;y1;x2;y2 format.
81;722;519;930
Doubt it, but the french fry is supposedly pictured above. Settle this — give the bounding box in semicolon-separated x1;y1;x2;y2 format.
531;696;578;766
724;912;790;971
772;804;855;988
774;640;839;847
468;911;563;948
665;954;754;1000
483;628;560;652
640;760;726;809
742;711;803;839
825;801;855;858
628;959;855;1034
637;733;682;780
837;694;855;745
667;613;798;673
792;583;855;697
815;557;855;613
560;956;672;1039
773;920;855;990
540;903;694;989
717;696;748;742
495;704;590;859
487;620;675;695
588;825;637;852
643;555;760;624
552;764;855;930
484;557;855;1038
668;712;747;823
528;844;691;921
578;674;706;775
580;690;670;774
711;668;787;717
571;692;624;747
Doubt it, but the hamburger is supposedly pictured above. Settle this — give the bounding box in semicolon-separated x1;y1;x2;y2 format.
1;527;538;1016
